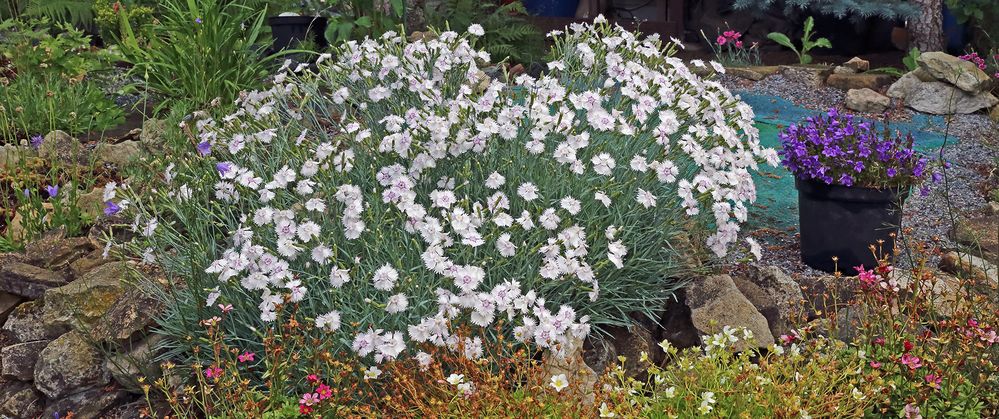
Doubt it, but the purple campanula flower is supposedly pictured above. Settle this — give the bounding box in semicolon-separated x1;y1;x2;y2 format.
45;185;59;198
23;188;30;198
104;201;122;216
197;141;212;156
195;17;203;24
779;109;931;188
216;162;233;175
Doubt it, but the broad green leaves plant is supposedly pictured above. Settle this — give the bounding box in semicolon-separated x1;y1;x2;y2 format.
902;47;921;72
767;16;831;65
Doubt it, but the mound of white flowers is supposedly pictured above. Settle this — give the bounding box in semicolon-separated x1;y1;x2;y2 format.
124;18;777;367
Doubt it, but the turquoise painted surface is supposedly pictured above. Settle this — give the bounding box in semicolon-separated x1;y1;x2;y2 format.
738;92;953;230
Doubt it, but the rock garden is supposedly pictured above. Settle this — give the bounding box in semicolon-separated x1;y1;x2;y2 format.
1;0;997;417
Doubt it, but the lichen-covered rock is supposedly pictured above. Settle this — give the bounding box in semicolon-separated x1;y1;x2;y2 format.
606;321;658;378
1;340;50;380
0;380;44;418
0;291;22;325
918;51;994;94
69;249;112;278
38;130;86;165
685;274;775;351
888;70;999;114
139;118;167;150
106;334;163;391
34;331;111;399
2;301;69;343
24;236;94;272
43;262;159;341
93;141;144;168
0;262;70;299
42;386;132;419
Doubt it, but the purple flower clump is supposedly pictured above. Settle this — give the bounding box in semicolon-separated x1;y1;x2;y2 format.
778;109;930;188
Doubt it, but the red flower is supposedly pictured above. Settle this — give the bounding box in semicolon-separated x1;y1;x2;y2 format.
873;337;885;346
113;1;121;13
903;340;913;352
307;373;320;383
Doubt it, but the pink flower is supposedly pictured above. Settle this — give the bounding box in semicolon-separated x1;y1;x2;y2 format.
904;403;922;419
899;353;923;370
735;40;744;49
723;30;736;39
316;383;333;399
779;333;798;344
924;373;941;388
204;366;223;379
299;392;320;406
238;351;255;363
307;373;320;383
873;337;886;346
869;361;882;369
716;35;727;45
218;303;233;313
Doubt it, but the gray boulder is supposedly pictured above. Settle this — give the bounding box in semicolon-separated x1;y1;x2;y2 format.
0;381;44;418
1;340;50;380
0;262;70;299
845;88;890;113
34;331;111;399
42;387;133;419
2;300;69;343
918;51;994;94
685;274;775;351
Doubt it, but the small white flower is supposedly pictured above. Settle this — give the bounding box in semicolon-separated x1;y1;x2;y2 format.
550;374;569;392
468;24;484;36
599;402;616;417
485;172;505;189
636;188;657;208
363;365;382;380
315;311;341;331
560;196;582;215
372;264;399;291
517;183;539;201
385;293;409;313
594;191;611;207
446;373;465;385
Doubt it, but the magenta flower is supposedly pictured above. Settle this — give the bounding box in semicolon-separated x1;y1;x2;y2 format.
238;351;255;363
716;35;727;45
299;392;320;406
924;373;941;388
899;353;922;370
204;365;223;379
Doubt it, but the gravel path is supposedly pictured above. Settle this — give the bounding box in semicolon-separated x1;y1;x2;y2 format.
718;71;999;278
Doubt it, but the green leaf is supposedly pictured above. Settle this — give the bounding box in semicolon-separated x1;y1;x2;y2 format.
801;54;813;65
803;16;815;36
354;16;372;28
813;37;832;49
766;32;796;51
390;0;405;17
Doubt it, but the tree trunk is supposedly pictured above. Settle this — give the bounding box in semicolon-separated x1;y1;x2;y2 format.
909;0;944;52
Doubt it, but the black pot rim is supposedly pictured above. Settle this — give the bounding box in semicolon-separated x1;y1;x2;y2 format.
795;178;909;203
267;15;327;25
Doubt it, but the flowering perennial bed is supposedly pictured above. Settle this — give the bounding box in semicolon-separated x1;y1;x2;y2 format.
121;19;777;380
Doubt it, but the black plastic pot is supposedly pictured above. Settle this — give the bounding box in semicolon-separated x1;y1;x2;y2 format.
267;15;328;53
796;179;908;273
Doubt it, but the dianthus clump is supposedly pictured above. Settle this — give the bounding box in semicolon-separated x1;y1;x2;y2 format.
127;18;776;369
